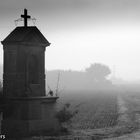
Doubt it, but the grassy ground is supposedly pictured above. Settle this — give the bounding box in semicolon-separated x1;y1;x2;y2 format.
57;90;140;139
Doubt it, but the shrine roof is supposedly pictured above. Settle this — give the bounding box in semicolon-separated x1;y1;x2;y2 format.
2;26;50;46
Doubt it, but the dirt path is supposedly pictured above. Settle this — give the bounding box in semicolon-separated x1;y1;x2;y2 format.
105;95;140;140
117;95;130;125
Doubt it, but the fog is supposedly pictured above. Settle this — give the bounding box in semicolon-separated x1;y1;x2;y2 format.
0;0;140;81
45;63;140;95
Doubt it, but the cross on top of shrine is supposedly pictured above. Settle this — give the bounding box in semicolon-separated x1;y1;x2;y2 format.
21;9;31;27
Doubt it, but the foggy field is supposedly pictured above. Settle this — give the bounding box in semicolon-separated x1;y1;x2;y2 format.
56;90;140;139
71;94;118;129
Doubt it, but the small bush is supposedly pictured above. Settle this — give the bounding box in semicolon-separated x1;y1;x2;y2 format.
55;103;78;133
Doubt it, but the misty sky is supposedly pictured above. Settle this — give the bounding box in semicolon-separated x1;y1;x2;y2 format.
1;0;140;81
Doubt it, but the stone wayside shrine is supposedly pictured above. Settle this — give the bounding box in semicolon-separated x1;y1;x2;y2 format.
1;9;59;138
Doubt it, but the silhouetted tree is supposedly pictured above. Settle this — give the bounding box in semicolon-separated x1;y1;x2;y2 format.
86;63;111;82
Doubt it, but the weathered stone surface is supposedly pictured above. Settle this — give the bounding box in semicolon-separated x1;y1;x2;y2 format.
1;19;59;137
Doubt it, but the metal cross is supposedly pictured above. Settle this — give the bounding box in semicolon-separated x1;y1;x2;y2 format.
21;9;31;27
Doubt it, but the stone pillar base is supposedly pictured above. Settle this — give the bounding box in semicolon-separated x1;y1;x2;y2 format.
1;120;29;138
1;96;60;139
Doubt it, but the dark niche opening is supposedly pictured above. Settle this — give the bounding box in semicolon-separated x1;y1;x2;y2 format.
28;54;39;84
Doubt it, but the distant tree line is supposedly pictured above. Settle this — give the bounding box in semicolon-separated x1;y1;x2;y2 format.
46;63;113;91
